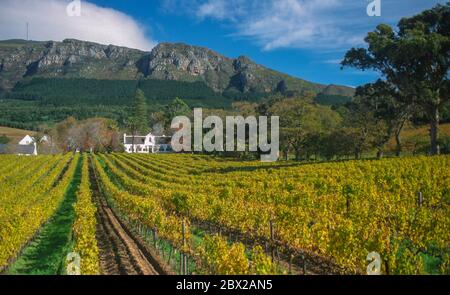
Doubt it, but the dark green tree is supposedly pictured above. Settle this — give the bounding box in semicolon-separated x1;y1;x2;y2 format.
343;99;380;159
342;3;450;155
268;96;341;161
0;135;10;144
164;97;191;128
126;89;149;153
356;80;413;157
131;89;149;134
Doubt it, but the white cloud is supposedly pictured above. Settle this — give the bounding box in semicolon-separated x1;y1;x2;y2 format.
0;0;156;51
170;0;448;51
186;0;366;50
197;1;229;20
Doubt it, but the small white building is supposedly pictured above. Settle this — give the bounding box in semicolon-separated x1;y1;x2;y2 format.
18;135;35;145
40;135;50;144
18;135;37;155
123;133;172;154
0;134;37;156
19;142;38;156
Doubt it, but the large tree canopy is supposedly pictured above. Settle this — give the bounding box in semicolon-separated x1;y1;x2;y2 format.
342;3;450;155
355;80;412;156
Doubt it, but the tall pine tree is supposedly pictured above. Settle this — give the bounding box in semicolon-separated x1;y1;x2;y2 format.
126;89;149;152
132;89;149;134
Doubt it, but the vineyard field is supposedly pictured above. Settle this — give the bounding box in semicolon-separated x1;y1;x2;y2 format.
93;154;450;275
0;154;449;275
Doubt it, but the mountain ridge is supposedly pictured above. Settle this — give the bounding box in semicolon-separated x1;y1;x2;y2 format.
0;38;354;99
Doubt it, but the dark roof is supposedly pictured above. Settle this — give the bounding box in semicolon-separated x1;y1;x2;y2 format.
155;137;171;145
124;134;172;145
124;136;146;145
0;144;36;155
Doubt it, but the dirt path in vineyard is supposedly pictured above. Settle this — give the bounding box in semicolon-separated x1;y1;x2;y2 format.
89;162;163;275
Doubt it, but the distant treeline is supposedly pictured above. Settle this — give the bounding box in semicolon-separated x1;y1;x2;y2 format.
0;78;235;129
0;100;129;131
6;78;235;108
0;77;292;128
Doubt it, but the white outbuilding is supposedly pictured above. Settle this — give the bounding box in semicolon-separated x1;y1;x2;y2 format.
18;135;35;145
123;133;172;153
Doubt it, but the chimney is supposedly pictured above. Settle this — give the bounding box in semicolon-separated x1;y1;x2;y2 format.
33;142;37;156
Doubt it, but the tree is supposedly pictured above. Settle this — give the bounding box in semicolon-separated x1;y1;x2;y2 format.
319;129;357;160
126;89;149;152
343;97;385;159
165;97;191;124
149;111;167;135
55;116;78;152
268;97;341;161
0;135;10;144
36;123;57;154
53;117;122;153
269;98;311;161
342;3;450;155
132;89;149;133
125;116;140;153
232;101;258;117
356;80;413;157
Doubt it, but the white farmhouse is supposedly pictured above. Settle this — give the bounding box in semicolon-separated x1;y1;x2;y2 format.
18;135;35;145
123;133;172;153
18;135;38;155
0;134;37;156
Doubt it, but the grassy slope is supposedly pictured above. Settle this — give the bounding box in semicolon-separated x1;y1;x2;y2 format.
0;126;36;144
7;157;82;275
386;123;450;152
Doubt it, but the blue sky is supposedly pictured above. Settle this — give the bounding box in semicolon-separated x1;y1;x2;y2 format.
0;0;447;87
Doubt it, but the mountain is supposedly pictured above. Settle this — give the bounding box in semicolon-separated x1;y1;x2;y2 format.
0;39;354;98
0;39;355;130
144;42;327;95
320;84;355;97
0;39;143;90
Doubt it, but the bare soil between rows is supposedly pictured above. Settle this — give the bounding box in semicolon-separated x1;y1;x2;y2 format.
90;162;166;275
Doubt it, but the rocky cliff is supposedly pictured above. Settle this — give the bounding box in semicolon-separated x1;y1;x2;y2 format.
0;39;354;98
